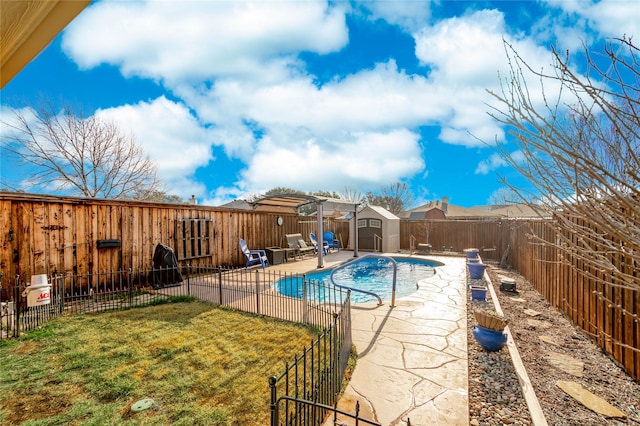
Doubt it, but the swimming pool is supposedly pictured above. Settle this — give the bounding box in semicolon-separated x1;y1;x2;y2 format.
275;256;443;303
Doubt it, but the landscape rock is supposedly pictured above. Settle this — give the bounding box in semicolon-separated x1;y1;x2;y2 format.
556;380;627;418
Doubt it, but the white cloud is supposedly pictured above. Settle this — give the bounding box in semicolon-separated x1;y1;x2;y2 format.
412;10;547;146
355;1;432;32
94;96;213;196
544;0;639;40
475;149;526;175
415;10;511;87
194;61;448;136
55;0;619;204
475;153;506;175
240;129;424;194
62;0;349;85
0;106;30;143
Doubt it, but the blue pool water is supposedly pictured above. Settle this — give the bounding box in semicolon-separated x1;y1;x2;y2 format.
275;256;443;303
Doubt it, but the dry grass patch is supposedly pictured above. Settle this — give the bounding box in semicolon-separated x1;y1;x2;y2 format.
0;300;319;425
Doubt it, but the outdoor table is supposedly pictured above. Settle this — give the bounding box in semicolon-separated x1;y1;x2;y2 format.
265;247;288;265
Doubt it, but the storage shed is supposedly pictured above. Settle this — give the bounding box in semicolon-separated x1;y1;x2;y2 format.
350;205;400;253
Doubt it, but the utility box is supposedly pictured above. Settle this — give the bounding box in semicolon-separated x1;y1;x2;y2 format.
500;277;517;292
23;274;51;307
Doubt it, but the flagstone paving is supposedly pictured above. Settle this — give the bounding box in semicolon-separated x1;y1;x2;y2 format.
270;252;468;425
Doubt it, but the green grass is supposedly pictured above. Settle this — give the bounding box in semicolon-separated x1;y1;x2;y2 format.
0;301;320;425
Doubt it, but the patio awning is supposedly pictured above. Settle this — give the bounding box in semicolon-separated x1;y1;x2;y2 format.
250;193;359;212
1;0;90;88
250;193;320;211
251;193;360;267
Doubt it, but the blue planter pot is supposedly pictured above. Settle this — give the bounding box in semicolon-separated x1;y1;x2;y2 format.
473;325;507;351
468;263;487;280
464;248;479;259
470;286;487;301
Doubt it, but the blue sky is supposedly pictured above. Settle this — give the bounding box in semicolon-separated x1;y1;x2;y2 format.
1;0;638;208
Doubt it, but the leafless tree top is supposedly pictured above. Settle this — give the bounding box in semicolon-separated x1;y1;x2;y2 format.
1;101;161;199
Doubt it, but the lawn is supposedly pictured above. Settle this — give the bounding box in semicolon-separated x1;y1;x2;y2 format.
0;299;320;425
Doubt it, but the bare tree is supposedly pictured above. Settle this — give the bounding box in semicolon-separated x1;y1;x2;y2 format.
488;187;521;206
1;101;160;199
341;185;366;205
487;37;639;299
366;182;414;215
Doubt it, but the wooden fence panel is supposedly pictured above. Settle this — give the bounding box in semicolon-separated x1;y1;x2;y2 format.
401;220;504;261
510;216;638;380
0;192;637;380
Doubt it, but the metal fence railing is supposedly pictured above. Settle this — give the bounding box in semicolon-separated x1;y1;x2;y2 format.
268;297;370;426
0;265;367;424
0;265;349;339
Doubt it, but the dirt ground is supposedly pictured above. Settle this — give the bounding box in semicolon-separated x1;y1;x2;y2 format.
480;263;640;425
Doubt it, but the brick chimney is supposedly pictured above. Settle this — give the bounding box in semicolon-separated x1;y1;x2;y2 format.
441;196;448;213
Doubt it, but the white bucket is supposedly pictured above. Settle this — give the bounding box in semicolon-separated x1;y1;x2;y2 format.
31;274;49;288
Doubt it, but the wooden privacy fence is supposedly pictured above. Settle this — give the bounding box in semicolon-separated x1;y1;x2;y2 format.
403;217;638;380
0;192;350;286
506;218;639;381
401;219;509;262
1;192;638;379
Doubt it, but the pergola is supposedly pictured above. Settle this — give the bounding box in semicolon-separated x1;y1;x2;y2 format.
251;193;360;268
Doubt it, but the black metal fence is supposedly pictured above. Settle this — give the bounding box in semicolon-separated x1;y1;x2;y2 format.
0;265;350;339
268;300;361;425
0;265;368;424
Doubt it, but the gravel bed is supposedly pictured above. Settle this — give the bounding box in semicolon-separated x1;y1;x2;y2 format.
467;262;640;426
467;279;532;425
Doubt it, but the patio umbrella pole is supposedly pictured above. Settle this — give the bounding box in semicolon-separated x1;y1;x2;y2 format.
353;204;359;257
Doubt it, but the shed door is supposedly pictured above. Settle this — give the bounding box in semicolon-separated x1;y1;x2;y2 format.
358;218;382;251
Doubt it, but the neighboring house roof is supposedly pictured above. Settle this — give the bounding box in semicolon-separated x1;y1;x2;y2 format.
408;211;428;220
402;197;545;220
401;197;493;220
471;203;549;219
221;200;252;209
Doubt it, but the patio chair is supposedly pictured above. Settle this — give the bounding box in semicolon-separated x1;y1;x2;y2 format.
239;239;269;269
285;233;315;259
309;233;329;255
323;231;340;252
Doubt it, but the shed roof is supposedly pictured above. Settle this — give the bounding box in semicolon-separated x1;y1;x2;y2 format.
364;205;399;220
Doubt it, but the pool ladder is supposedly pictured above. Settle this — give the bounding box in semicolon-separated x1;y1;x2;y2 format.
329;254;398;307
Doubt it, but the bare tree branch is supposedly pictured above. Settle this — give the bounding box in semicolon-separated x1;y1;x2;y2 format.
1;101;161;199
487;36;640;310
366;182;414;215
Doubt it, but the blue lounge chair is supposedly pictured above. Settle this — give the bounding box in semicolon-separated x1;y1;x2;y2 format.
239;239;269;269
323;231;340;251
309;233;329;255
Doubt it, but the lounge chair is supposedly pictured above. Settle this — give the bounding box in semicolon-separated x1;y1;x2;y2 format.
309;233;329;255
323;231;340;252
239;239;269;269
285;233;315;259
